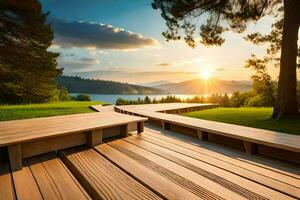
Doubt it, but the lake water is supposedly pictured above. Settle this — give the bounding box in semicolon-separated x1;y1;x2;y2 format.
70;93;202;104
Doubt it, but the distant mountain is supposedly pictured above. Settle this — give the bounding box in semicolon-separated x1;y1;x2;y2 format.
140;80;173;87
153;78;253;94
56;76;165;95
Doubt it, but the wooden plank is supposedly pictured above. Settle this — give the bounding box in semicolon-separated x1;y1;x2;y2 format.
8;144;22;171
89;105;115;112
135;133;300;196
87;129;102;147
0;162;16;200
124;136;298;199
141;129;300;180
0;112;147;147
12;160;43;200
28;153;90;200
94;143;203;200
22;132;87;159
60;147;161;200
109;139;245;200
115;104;300;153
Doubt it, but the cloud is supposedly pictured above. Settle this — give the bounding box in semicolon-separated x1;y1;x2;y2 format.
156;63;171;67
155;57;205;68
50;18;159;50
59;56;100;65
216;68;225;71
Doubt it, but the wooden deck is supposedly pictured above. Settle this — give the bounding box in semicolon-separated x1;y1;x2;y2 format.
115;103;300;163
1;103;300;199
1;127;300;199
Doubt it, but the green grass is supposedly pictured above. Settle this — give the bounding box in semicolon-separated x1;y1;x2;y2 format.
0;101;105;121
183;107;300;135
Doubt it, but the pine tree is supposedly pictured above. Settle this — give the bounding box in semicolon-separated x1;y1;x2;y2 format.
0;0;62;104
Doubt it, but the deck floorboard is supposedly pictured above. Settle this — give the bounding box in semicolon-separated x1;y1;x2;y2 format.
2;127;300;199
124;134;300;198
60;147;162;200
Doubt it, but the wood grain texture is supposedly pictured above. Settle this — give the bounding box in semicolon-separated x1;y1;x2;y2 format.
60;147;161;200
125;135;299;199
0;112;147;146
12;160;43;200
0;162;16;200
115;103;300;153
21;132;87;159
27;153;90;200
95;143;203;200
108;139;245;200
141;128;300;180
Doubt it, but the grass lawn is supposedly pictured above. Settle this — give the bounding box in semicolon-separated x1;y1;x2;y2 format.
183;107;300;135
0;101;105;121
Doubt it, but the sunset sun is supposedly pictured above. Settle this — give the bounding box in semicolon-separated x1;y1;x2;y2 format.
200;70;212;80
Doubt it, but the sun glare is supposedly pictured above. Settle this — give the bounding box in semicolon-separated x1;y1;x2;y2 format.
200;70;212;80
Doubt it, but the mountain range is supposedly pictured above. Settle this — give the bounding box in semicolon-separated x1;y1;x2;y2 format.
56;76;165;95
151;78;253;94
57;76;253;95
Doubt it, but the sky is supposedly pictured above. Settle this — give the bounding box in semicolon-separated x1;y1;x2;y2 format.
39;0;296;84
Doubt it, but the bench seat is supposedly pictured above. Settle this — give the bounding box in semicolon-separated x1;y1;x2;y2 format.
0;112;147;170
115;104;300;160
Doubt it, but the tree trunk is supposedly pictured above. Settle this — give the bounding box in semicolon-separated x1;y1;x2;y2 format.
272;0;300;119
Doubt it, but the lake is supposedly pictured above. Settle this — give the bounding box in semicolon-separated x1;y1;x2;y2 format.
70;93;203;104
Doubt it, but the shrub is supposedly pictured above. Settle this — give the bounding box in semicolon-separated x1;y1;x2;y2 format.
71;94;91;101
58;87;71;101
49;87;71;102
230;91;255;107
244;95;264;107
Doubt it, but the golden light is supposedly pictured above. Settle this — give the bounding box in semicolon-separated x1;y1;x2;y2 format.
199;70;212;80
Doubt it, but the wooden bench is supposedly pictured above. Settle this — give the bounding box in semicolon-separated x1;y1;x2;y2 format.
115;104;300;163
0;112;147;171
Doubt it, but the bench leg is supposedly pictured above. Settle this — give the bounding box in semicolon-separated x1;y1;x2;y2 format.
197;130;208;141
87;129;103;147
120;124;129;137
244;141;258;154
137;121;144;134
162;122;171;130
8;144;22;171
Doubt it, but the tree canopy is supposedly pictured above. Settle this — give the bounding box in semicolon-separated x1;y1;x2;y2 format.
0;0;61;104
152;0;280;47
153;0;300;118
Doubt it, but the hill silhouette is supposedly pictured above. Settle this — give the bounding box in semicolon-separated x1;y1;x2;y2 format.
56;76;165;95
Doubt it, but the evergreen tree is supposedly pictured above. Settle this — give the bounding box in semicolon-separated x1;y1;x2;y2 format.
0;0;61;104
144;96;152;104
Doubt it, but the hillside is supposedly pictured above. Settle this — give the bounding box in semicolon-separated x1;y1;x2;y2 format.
56;76;165;95
153;78;252;94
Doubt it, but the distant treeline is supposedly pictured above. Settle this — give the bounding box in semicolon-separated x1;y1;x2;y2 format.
116;94;231;107
56;76;165;95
